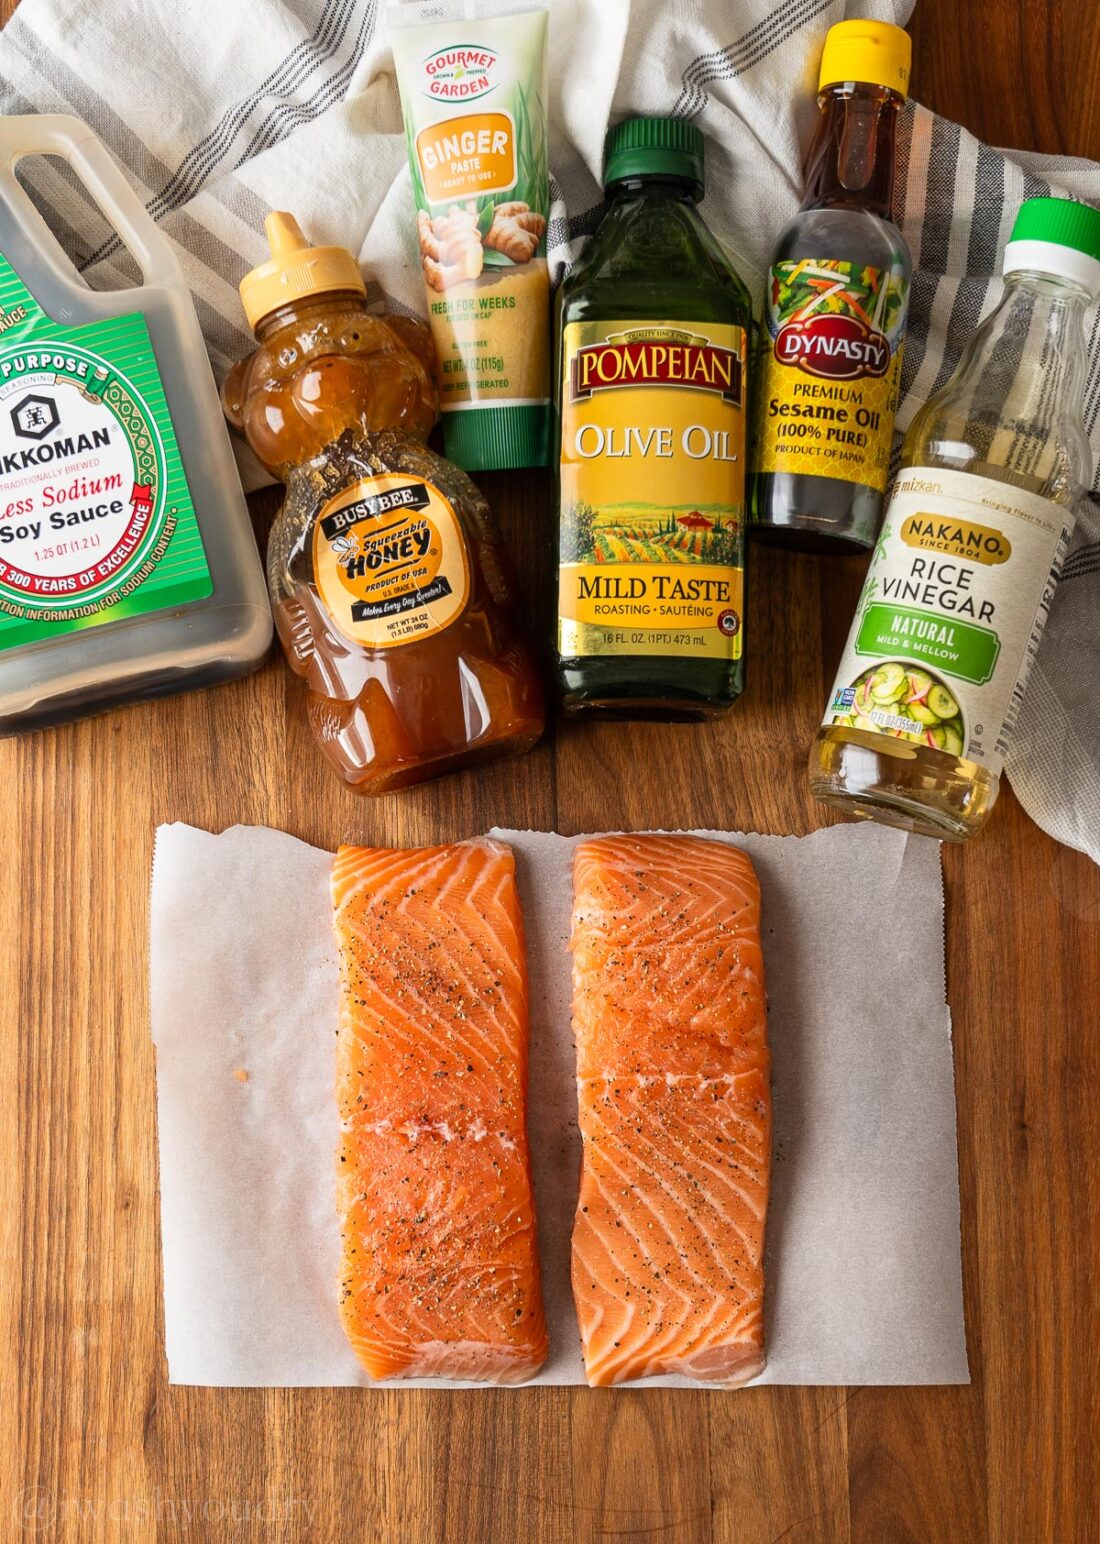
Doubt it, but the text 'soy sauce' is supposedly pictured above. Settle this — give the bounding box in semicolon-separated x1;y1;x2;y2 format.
222;213;543;794
0;116;270;733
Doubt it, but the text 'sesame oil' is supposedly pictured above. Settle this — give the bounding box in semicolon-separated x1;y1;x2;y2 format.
751;21;912;554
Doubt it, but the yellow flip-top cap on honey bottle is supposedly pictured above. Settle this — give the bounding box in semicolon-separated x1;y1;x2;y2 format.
238;211;366;330
818;19;912;98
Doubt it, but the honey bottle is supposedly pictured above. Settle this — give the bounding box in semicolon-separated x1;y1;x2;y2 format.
222;213;544;794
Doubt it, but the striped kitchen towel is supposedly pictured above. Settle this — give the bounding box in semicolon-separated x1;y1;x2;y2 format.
0;0;1098;860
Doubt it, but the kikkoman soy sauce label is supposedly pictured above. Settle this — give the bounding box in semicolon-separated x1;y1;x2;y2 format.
558;320;747;661
755;258;908;493
824;466;1069;775
0;256;211;650
313;472;470;648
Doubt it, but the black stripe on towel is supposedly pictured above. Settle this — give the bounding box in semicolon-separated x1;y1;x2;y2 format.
7;0;374;271
145;0;359;217
967;143;1006;276
672;0;834;119
919;117;962;277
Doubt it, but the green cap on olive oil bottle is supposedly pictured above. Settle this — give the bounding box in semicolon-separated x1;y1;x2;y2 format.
602;117;704;194
603;117;706;194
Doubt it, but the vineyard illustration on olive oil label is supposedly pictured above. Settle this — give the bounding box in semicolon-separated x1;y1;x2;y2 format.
561;499;740;567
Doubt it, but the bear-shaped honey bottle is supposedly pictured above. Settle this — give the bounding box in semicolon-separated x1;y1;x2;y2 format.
222;213;544;794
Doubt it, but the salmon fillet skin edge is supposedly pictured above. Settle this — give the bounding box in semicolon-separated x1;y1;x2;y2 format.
570;834;771;1387
332;839;548;1384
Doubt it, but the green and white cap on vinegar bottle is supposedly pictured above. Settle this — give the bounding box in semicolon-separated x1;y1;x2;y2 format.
1003;196;1100;296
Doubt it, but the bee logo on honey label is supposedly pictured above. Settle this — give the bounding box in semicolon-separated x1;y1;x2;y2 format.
314;473;470;649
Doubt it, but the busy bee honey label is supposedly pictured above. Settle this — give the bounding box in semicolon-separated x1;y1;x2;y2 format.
313;474;470;648
557;318;747;661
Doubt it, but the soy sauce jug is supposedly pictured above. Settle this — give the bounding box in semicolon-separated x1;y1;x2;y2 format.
0;116;270;733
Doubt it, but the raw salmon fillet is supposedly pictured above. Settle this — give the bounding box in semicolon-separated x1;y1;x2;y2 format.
570;834;771;1387
332;838;548;1383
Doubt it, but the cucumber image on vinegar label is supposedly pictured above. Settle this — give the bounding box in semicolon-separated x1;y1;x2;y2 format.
831;659;965;752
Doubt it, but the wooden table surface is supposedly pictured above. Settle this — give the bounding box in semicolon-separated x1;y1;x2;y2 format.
3;2;1099;1540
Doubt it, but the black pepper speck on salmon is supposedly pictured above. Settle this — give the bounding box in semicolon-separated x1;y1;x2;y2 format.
332;838;548;1383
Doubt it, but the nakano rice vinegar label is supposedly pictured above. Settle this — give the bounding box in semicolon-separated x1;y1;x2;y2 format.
755;258;908;493
557;319;747;661
823;465;1069;776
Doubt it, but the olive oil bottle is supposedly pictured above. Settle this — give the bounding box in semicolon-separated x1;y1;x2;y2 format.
811;198;1100;839
554;117;753;718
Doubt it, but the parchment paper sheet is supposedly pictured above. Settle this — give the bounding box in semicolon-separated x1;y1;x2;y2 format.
149;822;968;1388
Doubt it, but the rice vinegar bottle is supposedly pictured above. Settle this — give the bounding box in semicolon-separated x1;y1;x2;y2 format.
810;198;1100;839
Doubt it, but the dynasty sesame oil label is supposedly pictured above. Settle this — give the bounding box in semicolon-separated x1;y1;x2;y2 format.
823;466;1069;775
755;258;908;493
557;320;747;660
0;256;211;649
313;473;470;648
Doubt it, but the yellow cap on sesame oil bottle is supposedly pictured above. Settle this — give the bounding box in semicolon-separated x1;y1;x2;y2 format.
818;20;911;98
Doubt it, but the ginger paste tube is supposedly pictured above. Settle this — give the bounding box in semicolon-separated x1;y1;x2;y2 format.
390;0;550;470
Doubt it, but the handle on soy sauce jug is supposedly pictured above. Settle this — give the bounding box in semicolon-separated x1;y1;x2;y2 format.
0;113;184;297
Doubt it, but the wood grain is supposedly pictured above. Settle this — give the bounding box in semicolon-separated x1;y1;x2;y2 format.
3;2;1100;1541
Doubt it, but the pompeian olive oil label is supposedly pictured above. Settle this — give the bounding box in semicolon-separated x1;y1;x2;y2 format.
313;472;470;648
755;258;908;493
558;319;747;661
823;466;1070;776
0;256;211;650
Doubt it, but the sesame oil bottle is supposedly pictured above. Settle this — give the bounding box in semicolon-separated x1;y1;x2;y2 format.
752;21;912;554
